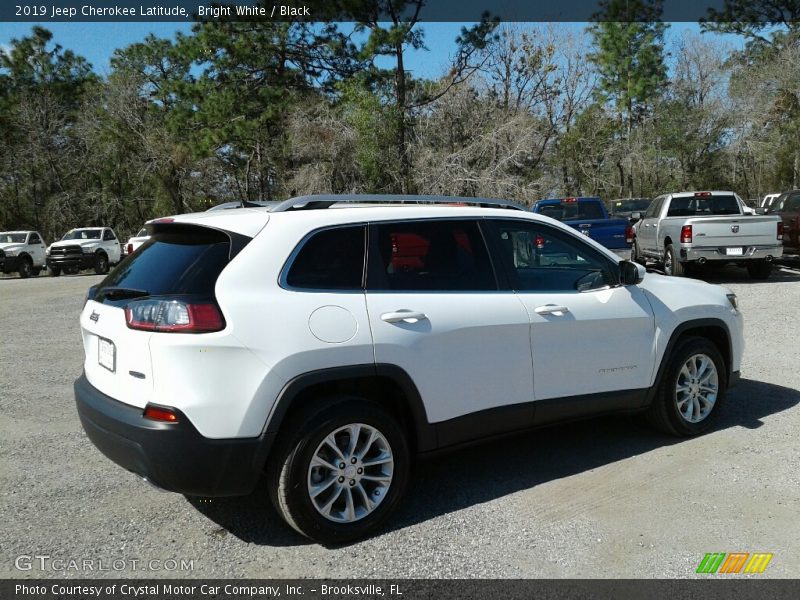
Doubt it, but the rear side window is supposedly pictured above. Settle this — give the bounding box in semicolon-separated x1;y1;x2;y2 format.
667;195;741;217
368;220;496;291
96;228;231;299
285;226;365;290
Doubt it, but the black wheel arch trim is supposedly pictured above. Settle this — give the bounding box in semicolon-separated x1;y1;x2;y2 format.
645;317;733;407
260;363;437;455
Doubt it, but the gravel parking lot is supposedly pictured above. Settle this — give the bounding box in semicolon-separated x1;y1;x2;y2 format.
1;263;799;579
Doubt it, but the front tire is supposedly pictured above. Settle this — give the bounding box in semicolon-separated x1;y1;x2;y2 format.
746;259;772;280
94;253;109;275
267;397;410;544
18;258;32;279
646;336;726;436
663;244;684;277
48;266;61;277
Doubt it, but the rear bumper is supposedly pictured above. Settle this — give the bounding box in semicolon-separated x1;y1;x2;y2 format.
611;248;632;260
680;244;783;262
74;374;270;497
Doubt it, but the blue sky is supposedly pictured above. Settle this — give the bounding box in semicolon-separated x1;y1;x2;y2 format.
0;21;735;78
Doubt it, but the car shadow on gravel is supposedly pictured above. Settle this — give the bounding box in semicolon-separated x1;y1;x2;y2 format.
188;377;799;547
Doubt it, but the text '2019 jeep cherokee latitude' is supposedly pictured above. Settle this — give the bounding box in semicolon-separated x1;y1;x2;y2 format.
75;195;743;543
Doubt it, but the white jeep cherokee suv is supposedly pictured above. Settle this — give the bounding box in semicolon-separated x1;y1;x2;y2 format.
75;195;743;543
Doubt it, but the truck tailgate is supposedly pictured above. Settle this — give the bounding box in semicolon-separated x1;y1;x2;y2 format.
686;216;780;247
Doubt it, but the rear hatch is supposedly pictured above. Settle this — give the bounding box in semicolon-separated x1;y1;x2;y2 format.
79;221;252;408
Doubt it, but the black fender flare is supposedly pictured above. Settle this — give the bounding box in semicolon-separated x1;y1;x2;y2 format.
645;317;733;406
259;363;436;456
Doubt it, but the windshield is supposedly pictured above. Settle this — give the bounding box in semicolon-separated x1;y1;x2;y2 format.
612;199;651;213
538;201;605;221
62;229;101;240
667;195;741;217
0;233;27;243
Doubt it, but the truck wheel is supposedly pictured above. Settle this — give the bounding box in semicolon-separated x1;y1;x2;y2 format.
32;267;41;276
48;267;61;277
746;260;772;280
94;253;109;275
646;336;726;437
663;244;684;277
267;396;410;544
631;240;646;266
18;258;32;279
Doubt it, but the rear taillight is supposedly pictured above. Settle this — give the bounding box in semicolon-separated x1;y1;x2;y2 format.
680;225;693;244
535;234;545;249
124;298;224;333
127;243;133;255
143;404;179;422
778;222;784;241
625;224;634;245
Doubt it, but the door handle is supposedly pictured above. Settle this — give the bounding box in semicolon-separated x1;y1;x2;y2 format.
380;310;428;324
534;304;570;316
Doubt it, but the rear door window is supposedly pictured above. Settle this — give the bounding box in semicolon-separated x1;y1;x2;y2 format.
367;220;496;291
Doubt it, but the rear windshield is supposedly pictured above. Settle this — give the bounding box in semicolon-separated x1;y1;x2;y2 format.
538;201;604;221
667;195;741;217
96;228;231;299
611;199;651;213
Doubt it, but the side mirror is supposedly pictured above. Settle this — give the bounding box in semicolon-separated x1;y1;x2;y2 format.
619;260;645;285
755;207;766;215
630;212;642;222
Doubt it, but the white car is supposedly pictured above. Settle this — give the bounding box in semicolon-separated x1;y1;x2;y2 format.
75;195;743;543
0;230;47;278
125;227;150;257
47;227;122;276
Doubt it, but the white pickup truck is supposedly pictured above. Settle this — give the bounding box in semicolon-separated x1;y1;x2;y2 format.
46;227;122;276
0;231;47;278
632;191;783;280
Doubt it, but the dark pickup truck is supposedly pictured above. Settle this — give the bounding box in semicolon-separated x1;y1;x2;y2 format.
764;190;799;254
531;197;634;259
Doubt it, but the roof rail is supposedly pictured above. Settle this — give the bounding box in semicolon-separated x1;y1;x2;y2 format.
270;194;527;212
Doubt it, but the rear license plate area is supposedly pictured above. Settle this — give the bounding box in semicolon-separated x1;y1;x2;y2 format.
98;337;116;373
725;247;743;256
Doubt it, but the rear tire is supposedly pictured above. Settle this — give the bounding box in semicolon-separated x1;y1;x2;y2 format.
18;258;32;279
663;244;684;277
267;396;410;544
48;267;61;277
746;259;772;280
94;253;109;275
646;336;726;437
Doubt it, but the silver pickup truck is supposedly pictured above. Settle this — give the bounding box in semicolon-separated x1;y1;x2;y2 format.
632;191;783;279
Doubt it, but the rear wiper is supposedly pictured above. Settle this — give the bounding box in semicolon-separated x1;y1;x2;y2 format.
98;287;150;300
